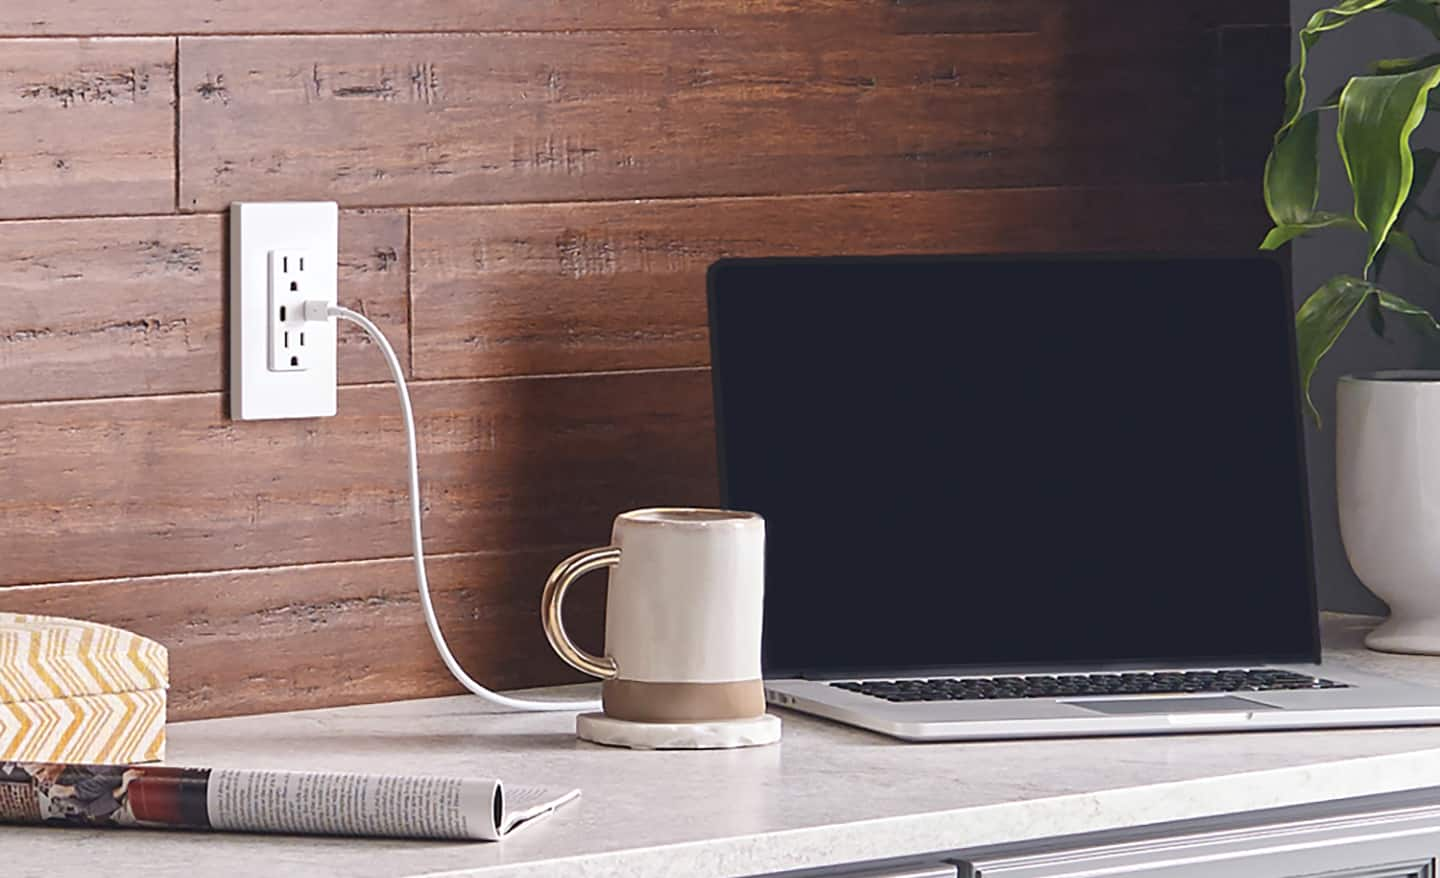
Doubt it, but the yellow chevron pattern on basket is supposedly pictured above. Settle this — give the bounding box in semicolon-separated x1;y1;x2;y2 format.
0;614;167;763
0;613;167;703
0;689;166;764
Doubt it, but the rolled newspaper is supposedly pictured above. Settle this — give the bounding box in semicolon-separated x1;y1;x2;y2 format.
0;762;578;841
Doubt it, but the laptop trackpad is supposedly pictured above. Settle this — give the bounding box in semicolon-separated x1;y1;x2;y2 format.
1074;696;1278;715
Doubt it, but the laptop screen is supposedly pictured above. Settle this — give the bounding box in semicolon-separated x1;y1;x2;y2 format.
708;256;1319;677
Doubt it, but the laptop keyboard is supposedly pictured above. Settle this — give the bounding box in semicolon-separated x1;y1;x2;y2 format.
831;669;1349;702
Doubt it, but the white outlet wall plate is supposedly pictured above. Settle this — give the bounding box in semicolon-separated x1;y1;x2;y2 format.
230;201;338;420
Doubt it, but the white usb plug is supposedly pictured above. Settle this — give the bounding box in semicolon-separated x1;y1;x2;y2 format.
301;300;333;323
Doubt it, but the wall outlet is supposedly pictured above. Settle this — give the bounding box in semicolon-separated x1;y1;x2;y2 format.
269;249;314;372
230;202;338;420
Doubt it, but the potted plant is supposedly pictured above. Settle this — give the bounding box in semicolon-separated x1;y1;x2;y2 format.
1267;0;1440;653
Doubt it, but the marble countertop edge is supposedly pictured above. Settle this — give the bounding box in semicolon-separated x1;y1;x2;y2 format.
423;744;1440;878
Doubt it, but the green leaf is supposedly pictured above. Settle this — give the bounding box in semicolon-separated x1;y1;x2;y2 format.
1376;289;1440;370
1336;65;1440;273
1279;1;1440;139
1376;150;1437;279
1295;275;1377;427
1295;275;1440;427
1281;0;1400;137
1376;229;1440;285
1268;2;1435;228
1385;227;1429;265
1375;52;1440;75
1376;289;1440;351
1259;211;1359;249
1410;147;1440;205
1412;146;1440;200
1265;111;1323;225
1377;289;1440;331
1321;53;1440;107
1366;293;1388;337
1375;147;1440;279
1388;0;1440;36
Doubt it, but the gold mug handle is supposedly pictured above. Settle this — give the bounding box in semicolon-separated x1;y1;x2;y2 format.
541;546;621;679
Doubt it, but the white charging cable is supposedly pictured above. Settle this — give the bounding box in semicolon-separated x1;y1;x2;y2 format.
320;302;601;713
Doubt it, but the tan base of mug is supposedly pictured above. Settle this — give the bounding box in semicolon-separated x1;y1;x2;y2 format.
601;678;766;723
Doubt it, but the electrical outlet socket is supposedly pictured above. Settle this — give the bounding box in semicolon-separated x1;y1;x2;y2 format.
269;249;314;372
230;202;338;420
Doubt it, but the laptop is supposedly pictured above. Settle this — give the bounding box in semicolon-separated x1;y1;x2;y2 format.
707;254;1440;742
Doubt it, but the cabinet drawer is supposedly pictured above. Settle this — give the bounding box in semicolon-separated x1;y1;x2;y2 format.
960;800;1440;878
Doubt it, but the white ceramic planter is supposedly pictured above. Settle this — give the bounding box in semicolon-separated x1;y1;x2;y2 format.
1338;371;1440;654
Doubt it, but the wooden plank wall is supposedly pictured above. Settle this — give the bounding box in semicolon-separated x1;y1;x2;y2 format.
0;1;1289;720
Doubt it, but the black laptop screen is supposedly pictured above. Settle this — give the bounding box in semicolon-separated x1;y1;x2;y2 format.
708;256;1319;676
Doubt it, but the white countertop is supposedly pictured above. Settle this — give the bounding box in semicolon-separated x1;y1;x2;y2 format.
10;613;1440;878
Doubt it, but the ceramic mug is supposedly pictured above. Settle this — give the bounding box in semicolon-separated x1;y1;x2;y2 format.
541;508;766;723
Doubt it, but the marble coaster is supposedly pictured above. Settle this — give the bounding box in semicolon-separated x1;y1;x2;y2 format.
576;712;781;750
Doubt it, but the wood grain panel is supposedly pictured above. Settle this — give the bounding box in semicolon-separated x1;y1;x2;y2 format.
332;209;412;384
0;210;408;402
0;39;174;219
1;0;1058;37
178;26;1221;211
0;369;717;586
1219;26;1290;181
1198;0;1289;28
0;1;1287;38
410;183;1270;380
0;549;604;719
0;214;221;400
